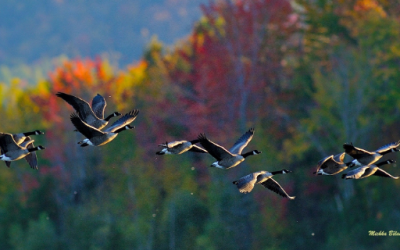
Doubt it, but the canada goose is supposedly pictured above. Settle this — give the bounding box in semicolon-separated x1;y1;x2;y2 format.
2;137;42;169
197;128;261;169
156;140;207;155
344;141;400;167
56;92;121;130
314;153;353;175
233;169;295;199
0;133;45;169
342;160;398;180
1;130;45;168
70;109;139;147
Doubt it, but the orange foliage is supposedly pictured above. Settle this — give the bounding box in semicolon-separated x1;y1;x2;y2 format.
353;0;386;17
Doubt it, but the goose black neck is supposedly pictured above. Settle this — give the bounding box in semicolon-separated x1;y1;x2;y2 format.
114;126;131;133
28;146;41;152
23;131;36;136
271;170;285;175
104;114;115;121
242;151;256;158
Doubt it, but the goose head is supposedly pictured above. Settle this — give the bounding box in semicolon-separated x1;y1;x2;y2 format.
252;150;262;155
124;125;135;130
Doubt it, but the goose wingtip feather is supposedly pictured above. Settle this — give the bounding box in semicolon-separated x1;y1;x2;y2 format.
198;133;207;140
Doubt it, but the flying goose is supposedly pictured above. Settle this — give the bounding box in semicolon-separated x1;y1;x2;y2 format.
233;169;295;199
342;160;398;180
1;130;45;168
0;133;45;169
344;141;400;167
197;128;261;169
70;109;139;147
314;153;353;175
56;92;121;130
156;140;208;155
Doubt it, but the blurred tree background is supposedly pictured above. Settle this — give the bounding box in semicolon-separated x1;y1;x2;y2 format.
1;0;400;249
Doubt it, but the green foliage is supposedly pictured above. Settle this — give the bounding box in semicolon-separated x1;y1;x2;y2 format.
1;0;400;250
9;213;58;250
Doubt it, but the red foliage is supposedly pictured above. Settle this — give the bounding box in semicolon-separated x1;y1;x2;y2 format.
154;0;298;144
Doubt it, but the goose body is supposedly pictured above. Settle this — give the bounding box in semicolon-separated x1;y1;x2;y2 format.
156;140;207;155
314;153;352;175
233;169;295;199
56;92;121;130
0;133;45;169
342;160;398;180
344;141;400;167
70;109;139;147
197;128;261;169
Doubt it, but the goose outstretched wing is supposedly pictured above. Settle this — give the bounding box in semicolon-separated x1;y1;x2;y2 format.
229;128;254;154
56;92;98;124
343;143;373;157
104;109;139;133
260;178;295;199
373;168;399;179
198;133;233;161
91;94;107;119
20;137;38;169
375;141;400;154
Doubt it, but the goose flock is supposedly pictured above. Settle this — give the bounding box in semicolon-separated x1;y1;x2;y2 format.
0;92;399;199
315;141;400;180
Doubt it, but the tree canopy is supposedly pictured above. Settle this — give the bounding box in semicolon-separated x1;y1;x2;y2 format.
1;0;400;249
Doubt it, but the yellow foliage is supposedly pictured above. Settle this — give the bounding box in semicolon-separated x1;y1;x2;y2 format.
0;83;5;103
34;80;51;97
110;60;148;109
128;60;147;84
99;59;115;82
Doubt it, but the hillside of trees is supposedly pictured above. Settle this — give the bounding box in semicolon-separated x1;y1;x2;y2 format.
1;0;400;249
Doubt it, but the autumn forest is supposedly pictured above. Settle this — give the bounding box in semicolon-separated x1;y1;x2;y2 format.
1;0;400;249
